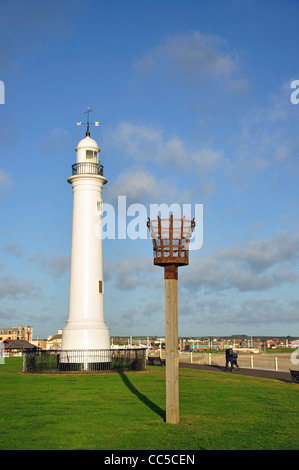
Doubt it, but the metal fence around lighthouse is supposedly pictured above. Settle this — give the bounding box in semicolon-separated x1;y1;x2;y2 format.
23;348;146;373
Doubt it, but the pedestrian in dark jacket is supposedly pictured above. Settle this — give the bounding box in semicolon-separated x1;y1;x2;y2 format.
225;348;234;371
232;351;239;369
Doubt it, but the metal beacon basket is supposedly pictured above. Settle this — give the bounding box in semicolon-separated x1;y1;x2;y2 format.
147;214;195;278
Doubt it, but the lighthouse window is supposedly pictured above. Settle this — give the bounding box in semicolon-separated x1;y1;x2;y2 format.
99;281;103;294
86;150;98;161
97;200;103;213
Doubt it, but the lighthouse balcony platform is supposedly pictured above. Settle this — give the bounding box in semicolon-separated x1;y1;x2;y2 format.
72;162;104;176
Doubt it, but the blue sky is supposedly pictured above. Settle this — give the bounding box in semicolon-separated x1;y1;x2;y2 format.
0;0;299;339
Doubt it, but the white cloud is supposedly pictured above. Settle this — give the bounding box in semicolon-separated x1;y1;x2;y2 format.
134;31;249;91
0;276;41;299
2;244;23;257
0;169;12;189
114;300;164;330
0;307;19;320
106;256;158;291
29;252;70;277
184;297;299;327
110;121;222;174
274;136;299;163
111;121;184;169
182;231;299;293
105;120;222;204
217;231;299;272
235;79;299;172
105;167;175;206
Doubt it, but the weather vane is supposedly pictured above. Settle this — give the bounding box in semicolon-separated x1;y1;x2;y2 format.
76;107;100;137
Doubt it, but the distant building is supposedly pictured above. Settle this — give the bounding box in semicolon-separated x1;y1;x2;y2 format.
0;325;33;343
2;339;40;357
291;339;299;348
31;338;47;350
47;330;62;350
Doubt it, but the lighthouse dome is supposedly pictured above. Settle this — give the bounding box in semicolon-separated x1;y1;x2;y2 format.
76;135;100;152
76;135;100;164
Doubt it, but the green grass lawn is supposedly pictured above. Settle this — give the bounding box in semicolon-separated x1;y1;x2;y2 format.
0;357;298;450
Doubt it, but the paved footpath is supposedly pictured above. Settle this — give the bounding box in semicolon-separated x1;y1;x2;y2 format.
179;362;293;383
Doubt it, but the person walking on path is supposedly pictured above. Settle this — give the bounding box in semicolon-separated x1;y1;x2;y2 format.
225;348;234;371
232;351;240;370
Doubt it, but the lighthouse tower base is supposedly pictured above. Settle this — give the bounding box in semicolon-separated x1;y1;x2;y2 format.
60;321;111;371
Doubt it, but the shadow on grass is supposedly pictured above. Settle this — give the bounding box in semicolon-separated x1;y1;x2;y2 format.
119;372;166;421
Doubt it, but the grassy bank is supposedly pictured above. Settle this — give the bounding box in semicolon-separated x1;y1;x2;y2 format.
0;357;298;450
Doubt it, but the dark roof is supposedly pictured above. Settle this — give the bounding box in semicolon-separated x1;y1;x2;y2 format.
2;340;39;350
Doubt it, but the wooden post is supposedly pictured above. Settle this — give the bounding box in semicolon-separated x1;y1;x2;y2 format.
164;265;179;424
147;216;195;425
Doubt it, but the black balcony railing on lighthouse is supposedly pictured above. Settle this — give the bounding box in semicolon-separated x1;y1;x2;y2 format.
72;162;104;176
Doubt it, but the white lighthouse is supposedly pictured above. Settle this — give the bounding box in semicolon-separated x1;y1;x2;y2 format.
61;111;110;368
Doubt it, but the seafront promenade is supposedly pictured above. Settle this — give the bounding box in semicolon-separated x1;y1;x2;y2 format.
177;351;297;373
179;362;292;382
